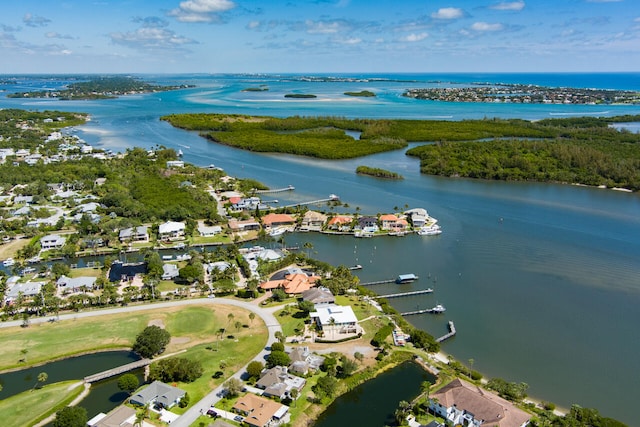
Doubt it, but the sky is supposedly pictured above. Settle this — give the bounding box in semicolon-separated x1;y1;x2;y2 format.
0;0;638;74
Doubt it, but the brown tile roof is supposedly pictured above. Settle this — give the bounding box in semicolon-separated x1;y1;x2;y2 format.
259;273;319;294
262;213;295;226
431;379;530;427
233;394;285;427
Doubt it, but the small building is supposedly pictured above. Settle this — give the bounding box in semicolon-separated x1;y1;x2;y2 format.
130;380;186;409
232;394;289;427
310;304;358;335
429;378;531;427
5;281;45;303
166;160;184;168
119;226;149;243
40;234;66;250
87;405;136;427
158;221;185;240
255;366;306;400
289;346;325;376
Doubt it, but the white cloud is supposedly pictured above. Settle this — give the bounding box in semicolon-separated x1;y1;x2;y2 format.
490;1;525;11
335;37;362;45
305;20;350;34
471;22;504;32
46;32;74;40
168;0;236;23
247;20;261;30
110;27;196;51
23;13;51;28
431;7;464;20
404;32;428;42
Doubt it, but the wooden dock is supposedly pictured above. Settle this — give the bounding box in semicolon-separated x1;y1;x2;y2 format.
255;185;295;194
436;321;457;343
83;358;151;383
400;304;446;316
282;194;339;208
360;279;396;286
373;289;433;299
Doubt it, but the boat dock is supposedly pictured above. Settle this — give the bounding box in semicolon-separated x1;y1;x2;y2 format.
254;185;295;194
360;278;396;286
83;358;151;383
435;321;457;343
400;304;445;315
281;194;339;208
373;289;433;299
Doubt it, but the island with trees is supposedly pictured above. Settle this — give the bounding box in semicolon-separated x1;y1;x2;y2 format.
7;76;194;100
344;90;376;97
356;165;403;179
403;83;640;104
163;112;640;191
284;93;317;98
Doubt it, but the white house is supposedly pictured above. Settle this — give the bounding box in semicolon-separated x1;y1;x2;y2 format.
119;226;149;243
56;275;97;293
429;379;531;427
162;263;180;280
310;304;358;335
40;234;66;250
198;223;222;237
158;221;185;240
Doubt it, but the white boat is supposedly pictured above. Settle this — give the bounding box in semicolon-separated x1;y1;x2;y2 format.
177;149;183;157
3;258;15;267
430;304;446;313
269;227;286;237
418;225;442;236
354;231;373;238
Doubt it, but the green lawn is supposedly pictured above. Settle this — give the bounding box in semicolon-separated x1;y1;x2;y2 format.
0;380;84;427
70;267;103;278
0;304;261;371
274;304;309;338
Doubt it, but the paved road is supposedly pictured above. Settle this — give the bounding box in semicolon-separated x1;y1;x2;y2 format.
1;298;282;427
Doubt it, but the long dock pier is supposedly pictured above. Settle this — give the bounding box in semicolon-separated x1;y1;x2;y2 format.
282;194;339;208
255;185;295;194
360;279;395;286
436;321;457;343
83;358;151;383
373;289;433;299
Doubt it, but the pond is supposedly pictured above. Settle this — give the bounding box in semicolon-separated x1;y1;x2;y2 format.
314;361;436;427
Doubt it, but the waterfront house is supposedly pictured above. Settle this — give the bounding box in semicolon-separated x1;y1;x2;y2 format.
130;380;186;409
255;366;306;400
405;208;429;228
428;378;531;427
301;287;335;306
158;221;185;240
310;304;359;336
166;160;184;168
162;263;180;280
379;214;399;230
260;273;319;295
289;346;325;375
299;210;327;231
40;234;66;250
228;218;261;232
232;394;289;427
327;215;352;231
119;226;149;243
261;213;295;230
197;222;222;237
56;275;97;293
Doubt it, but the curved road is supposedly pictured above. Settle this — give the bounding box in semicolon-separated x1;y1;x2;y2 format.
1;298;282;427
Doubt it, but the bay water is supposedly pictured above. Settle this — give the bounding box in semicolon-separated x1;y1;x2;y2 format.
1;73;639;423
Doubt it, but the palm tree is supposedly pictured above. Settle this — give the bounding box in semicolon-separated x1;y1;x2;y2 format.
34;372;48;390
290;388;299;407
328;317;336;340
249;312;256;325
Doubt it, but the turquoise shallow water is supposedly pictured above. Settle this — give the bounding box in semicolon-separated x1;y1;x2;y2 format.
1;73;639;424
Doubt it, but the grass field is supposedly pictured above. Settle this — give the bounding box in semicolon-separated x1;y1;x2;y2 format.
0;380;84;427
0;304;264;371
0;237;29;260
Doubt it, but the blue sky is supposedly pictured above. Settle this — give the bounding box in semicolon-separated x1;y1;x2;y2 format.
0;0;638;73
